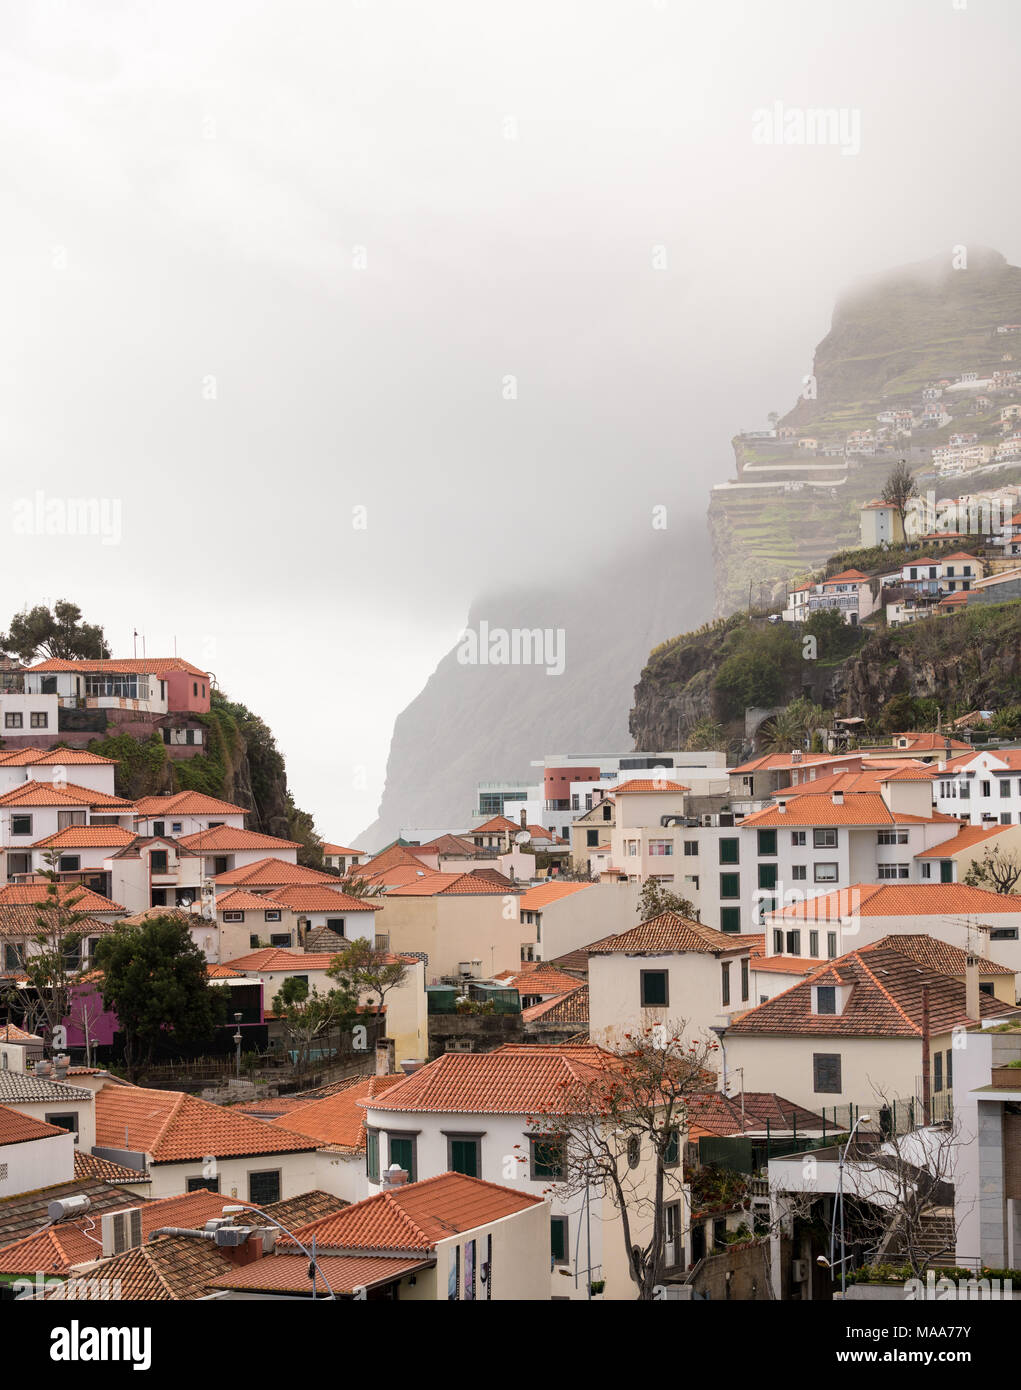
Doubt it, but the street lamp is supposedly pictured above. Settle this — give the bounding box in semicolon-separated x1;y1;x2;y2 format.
221;1203;337;1300
825;1112;871;1297
233;1012;243;1081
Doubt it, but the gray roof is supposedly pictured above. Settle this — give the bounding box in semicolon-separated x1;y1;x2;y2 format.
0;1072;92;1103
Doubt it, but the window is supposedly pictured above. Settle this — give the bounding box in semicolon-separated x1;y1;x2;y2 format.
187;1175;220;1193
921;862;932;880
45;1112;79;1139
387;1133;417;1181
11;815;32;836
446;1134;482;1177
980;781;991;798
4;943;23;971
815;986;836;1015
813;1053;842;1094
876;863;909;880
150;850;168;874
587;829;599;847
814;863;838;883
933;1052;943;1093
30;711;48;728
946;1049;953;1089
758;864;777;890
683;841;698;856
827;932;837;959
4;712;22;729
153;821;165;837
264;910;282;922
740;957;749;1003
663;1129;680;1167
791;831;807;847
648;839;674;856
757;829;777;856
721;961;731;1006
785;930;801;956
249;1171;281;1206
719;873;740;899
809;930;819;957
640;970;669;1007
813;828;838;849
172;822;183;834
214;856;229;876
1001;814;1013;826
57;855;81;872
719;839;739;865
269;933;291;948
1001;781;1012;799
249;934;259;949
529;1135;565;1181
877;829;909;845
551;1215;569;1264
627;1135;641;1169
224;911;244;923
792;865;807;881
57;810;87;830
773;929;784;954
719;907;741;934
366;1128;380;1182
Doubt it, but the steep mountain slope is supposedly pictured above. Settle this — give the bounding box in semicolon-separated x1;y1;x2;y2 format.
359;523;713;846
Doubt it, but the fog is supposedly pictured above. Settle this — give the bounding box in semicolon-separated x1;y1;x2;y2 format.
2;0;1019;838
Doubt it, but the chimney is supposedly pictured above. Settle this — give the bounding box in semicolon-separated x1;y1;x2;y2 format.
832;789;844;806
965;953;980;1022
381;1163;409;1189
221;1230;265;1267
520;809;528;828
777;800;787;814
375;1039;395;1076
53;1054;70;1078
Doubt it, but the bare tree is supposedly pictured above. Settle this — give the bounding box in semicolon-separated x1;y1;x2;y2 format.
20;856;95;1046
882;459;919;537
963;847;1021;896
532;1023;720;1300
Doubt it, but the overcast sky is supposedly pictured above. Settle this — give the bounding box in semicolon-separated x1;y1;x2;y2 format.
2;0;1020;840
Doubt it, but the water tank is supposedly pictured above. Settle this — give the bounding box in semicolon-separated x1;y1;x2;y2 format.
47;1194;92;1222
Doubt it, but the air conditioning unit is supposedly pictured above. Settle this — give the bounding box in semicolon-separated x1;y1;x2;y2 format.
102;1207;143;1257
792;1259;808;1282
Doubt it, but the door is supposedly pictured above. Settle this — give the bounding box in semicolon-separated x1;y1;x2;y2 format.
940;860;954;883
664;1201;682;1269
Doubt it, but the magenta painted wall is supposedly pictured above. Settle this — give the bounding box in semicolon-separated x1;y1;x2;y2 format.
63;981;118;1048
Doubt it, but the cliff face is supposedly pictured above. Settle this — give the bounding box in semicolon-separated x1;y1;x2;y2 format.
358;521;714;847
708;248;1021;617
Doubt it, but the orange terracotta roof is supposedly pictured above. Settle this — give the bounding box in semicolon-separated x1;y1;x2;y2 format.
517;882;593;909
587;910;746;956
27;657;209;677
611;779;690;794
323;844;363;856
499;965;584;995
749;956;822;977
31;826;138;849
73;1150;150;1183
0;884;125;913
471;816;521;834
521;985;590;1025
361;1043;620;1116
205;962;250;979
942;749;1021;772
821;569;871;584
213;858;337;887
915;823;1016;857
215;889;285;911
353;845;431;876
94;1084;317;1163
271;1075;407;1152
741;792;956;828
134;791;247;816
385;871;512;897
0;748;117;766
0;1103;67;1145
0;780;133;809
220;947;344;972
0;1022;43;1042
176;826;302;851
207;1251;429;1295
773;882;1021;919
283;1172;545;1253
266;885;379;912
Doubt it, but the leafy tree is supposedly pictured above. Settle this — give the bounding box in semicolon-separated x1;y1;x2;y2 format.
759;696;827;753
963;846;1021;896
683;717;727;753
338;874;386;899
0;601;110;663
328;938;409;1015
637;879;698;922
879;692;923;734
881;459;919;536
272;983;359;1071
273;976;310;1008
803;607;864;661
93;915;227;1081
18;855;95;1044
713;622;800;718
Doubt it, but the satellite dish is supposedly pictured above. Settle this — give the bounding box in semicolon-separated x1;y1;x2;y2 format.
515;831;530;845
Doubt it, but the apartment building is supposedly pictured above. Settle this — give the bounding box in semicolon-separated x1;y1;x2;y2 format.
934;749;1021;825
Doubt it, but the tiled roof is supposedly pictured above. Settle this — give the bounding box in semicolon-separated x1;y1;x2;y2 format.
0;904;118;939
521;985;590;1025
351;864;432;889
546;935;622;973
915;823;1015;857
741;792;956;828
0;1023;43;1042
31;826;137;849
517;882;593;909
305;926;348;952
353;844;432;876
0;780;133;809
773;882;1021;919
0;748;116;766
686;1091;826;1139
236;1076;374;1117
27;657;209;677
267;885;379;912
730;751;842;775
205;962;250;979
611;779;690;794
212;857;337;887
411;834;479;857
942;749;1021;773
207;1252;429;1296
821;568;870;584
0;1103;67;1145
873;933;1012;976
726;940;1020;1039
0;1179;136;1252
119;906;203;928
385;871;511;897
215;889;284;911
283;1172;545;1253
587;911;746;956
0;1072;92;1103
0;884;125;913
749;955;822;977
220;947;343;973
499;965;585;995
471;816;522;834
134;791;247;816
271;1075;407;1152
361;1043;618;1116
177;826;302;852
234;1190;349;1232
323;844;363;857
94;1084;317;1163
